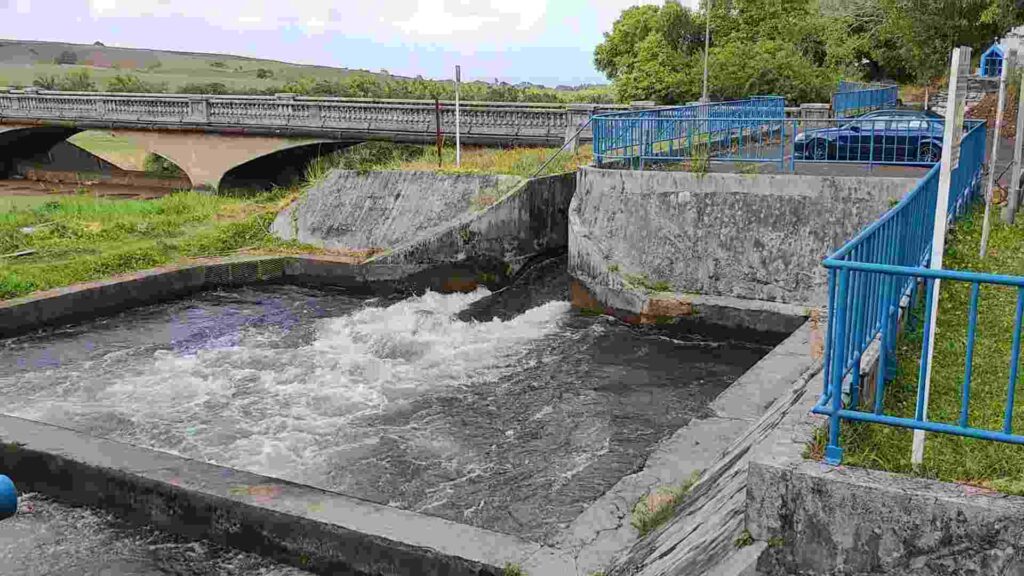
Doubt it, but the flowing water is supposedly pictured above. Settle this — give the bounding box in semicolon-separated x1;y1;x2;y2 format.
0;280;769;544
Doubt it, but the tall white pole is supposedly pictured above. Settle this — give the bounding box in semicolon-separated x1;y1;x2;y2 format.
981;55;1011;256
455;65;462;168
701;0;711;103
1004;58;1024;224
913;47;971;466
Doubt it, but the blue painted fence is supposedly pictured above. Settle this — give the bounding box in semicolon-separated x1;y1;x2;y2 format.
812;120;1005;464
832;83;899;119
592;113;950;172
592;97;785;168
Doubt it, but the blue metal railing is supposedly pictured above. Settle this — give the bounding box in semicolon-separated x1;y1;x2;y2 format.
592;115;959;172
813;120;1005;464
592;97;785;167
832;83;899;119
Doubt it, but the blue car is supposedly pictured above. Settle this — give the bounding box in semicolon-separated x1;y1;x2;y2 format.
794;115;944;164
858;108;944;121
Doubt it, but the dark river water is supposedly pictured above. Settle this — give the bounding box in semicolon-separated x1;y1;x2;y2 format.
0;276;768;544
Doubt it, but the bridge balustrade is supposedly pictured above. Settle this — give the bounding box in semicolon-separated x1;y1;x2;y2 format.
0;89;626;145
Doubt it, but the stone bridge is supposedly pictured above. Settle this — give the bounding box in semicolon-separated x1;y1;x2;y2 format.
0;88;626;190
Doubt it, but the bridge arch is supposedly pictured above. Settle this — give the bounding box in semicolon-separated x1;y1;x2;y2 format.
112;131;352;191
219;141;357;191
0;125;85;177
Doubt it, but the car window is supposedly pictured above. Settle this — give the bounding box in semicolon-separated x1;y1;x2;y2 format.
893;119;926;130
851;120;889;131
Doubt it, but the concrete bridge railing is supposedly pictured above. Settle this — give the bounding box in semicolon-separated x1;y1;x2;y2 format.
0;88;628;146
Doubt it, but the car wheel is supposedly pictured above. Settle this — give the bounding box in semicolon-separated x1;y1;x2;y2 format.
809;139;830;160
918;143;941;163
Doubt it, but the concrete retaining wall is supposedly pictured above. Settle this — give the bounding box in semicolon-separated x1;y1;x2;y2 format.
748;459;1024;575
569;167;917;310
273;170;575;283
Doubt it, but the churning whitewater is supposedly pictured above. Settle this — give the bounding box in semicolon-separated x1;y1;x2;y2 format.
0;283;766;543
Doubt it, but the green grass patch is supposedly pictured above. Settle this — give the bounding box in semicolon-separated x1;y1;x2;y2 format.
503;563;527;576
734;529;755;548
0;189;305;300
631;471;700;537
309;141;591;179
68;130;149;171
835;203;1024;490
622;272;673;294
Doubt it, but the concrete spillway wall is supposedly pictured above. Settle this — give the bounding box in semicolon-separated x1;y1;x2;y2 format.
569;167;917;317
272;170;576;288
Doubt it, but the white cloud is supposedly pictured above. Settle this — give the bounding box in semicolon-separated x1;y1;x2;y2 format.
83;0;657;48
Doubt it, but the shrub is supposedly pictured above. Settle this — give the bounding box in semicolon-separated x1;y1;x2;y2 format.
54;50;78;65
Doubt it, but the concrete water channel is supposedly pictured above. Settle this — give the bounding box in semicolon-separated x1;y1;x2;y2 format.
0;160;925;574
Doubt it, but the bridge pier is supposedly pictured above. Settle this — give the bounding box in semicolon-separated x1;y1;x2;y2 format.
110;131;335;191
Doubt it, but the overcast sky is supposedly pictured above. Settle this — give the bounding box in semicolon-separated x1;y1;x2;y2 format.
0;0;700;85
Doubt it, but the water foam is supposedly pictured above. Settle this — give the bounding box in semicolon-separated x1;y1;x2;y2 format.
3;288;572;486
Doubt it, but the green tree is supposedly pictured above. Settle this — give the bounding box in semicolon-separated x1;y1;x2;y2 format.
178;82;230;95
54;50;77;65
32;74;60;90
594;4;663;82
595;0;835;104
105;74;166;93
58;69;96;91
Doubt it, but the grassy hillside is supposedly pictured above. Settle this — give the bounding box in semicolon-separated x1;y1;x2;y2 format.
0;39;613;103
0;38;377;92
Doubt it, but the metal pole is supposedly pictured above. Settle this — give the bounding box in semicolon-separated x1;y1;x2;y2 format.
701;0;711;104
1004;69;1024;223
435;98;443;168
981;53;1011;257
455;65;462;168
913;46;971;467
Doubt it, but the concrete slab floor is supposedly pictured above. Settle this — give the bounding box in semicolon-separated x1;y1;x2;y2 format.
0;492;313;576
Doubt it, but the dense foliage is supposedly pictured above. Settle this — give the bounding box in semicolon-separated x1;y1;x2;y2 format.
595;0;1024;105
29;69;615;104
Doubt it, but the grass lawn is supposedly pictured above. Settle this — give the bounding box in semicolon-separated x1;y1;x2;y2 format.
823;203;1024;493
0;189;320;301
316;141;592;179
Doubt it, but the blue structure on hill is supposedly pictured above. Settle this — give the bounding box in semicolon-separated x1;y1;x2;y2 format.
980;43;1005;78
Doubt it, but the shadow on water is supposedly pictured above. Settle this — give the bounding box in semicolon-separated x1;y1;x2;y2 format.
0;257;772;545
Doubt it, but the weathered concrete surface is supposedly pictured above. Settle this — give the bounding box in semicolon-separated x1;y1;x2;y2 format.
274;170;575;282
569;277;810;341
0;493;313;575
569;167;917;308
371;172;576;278
0;414;576;576
115;130;334;190
0;256;294;337
749;443;1024;575
573;320;823;576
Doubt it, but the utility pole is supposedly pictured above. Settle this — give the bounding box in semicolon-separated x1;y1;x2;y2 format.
435;98;443;168
913;46;971;467
1004;62;1024;224
980;51;1011;257
701;0;711;103
455;65;462;168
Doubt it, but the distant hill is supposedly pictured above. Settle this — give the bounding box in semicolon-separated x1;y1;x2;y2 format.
0;39;605;95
